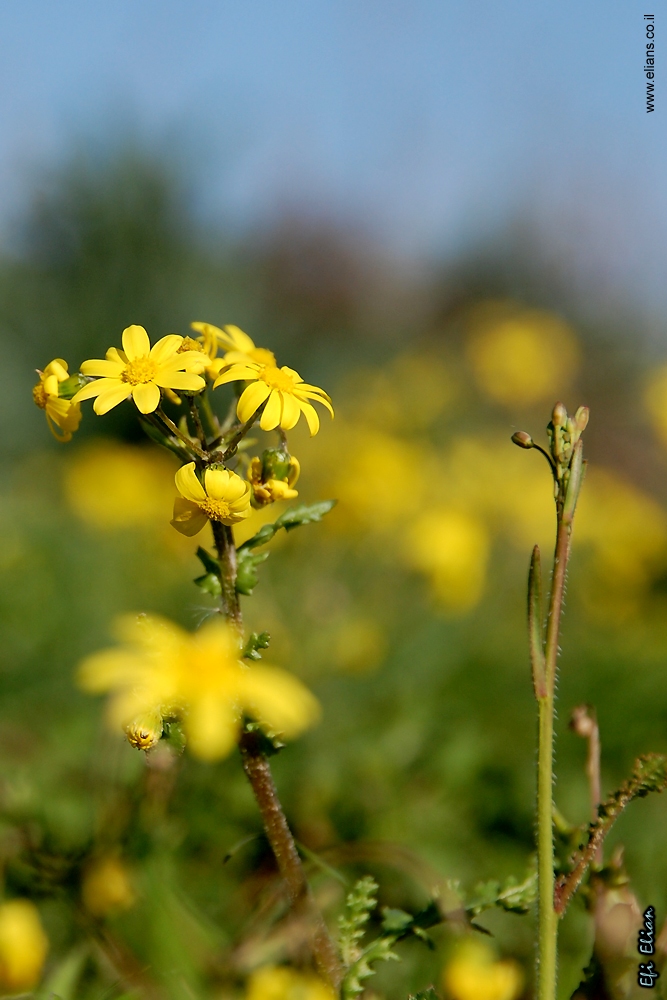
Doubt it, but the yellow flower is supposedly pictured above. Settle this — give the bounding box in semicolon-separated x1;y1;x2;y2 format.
171;462;251;535
443;940;523;1000
191;321;277;369
249;454;300;505
214;363;333;436
82;856;136;916
0;900;49;993
72;325;205;415
246;965;335;1000
32;358;82;442
405;509;489;613
78;614;320;761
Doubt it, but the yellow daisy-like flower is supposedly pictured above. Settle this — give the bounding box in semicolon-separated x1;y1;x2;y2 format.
72;325;206;415
214;363;333;435
32;359;82;442
78;614;320;761
191;321;277;369
171;461;251;535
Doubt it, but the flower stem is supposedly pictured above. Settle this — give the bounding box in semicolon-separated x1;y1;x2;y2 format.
156;405;207;460
211;515;342;989
536;519;571;1000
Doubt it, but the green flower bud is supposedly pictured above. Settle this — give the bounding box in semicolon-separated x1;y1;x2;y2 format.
511;430;534;449
552;401;568;427
57;373;88;400
125;709;163;751
261;448;292;482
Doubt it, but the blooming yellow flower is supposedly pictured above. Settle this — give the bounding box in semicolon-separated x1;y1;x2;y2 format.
443;940;523;1000
245;964;335;1000
171;461;251;535
214;363;333;435
72;325;205;415
32;358;82;442
0;900;49;993
82;856;136;916
191;321;277;368
78;614;320;760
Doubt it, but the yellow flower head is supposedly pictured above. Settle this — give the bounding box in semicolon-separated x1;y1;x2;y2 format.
78;614;320;760
171;461;251;535
443;940;523;1000
214;363;333;436
32;358;82;442
245;965;336;1000
72;325;206;415
191;321;277;369
82;856;136;917
0;900;49;993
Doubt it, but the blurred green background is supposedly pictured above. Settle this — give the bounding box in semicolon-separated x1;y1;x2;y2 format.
2;148;667;1000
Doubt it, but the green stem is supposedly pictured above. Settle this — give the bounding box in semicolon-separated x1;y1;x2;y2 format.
156;406;207;460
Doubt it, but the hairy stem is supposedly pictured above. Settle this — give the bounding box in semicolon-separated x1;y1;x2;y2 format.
156;405;207;460
211;513;341;988
189;396;207;447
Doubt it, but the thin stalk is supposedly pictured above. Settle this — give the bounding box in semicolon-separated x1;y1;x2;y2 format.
188;396;207;447
537;518;572;1000
211;513;341;989
156;405;207;460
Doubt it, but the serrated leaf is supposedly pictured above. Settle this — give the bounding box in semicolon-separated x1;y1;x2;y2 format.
194;572;222;597
408;989;440;1000
236;548;270;595
196;546;220;575
243;631;271;660
239;499;337;551
381;908;414;934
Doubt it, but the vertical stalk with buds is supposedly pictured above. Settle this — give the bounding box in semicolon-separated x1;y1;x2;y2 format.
513;402;589;1000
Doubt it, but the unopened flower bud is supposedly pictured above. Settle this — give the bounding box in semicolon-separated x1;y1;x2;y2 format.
249;449;300;505
125;709;163;751
57;373;88;400
570;704;596;739
552;401;568;427
511;430;534;449
574;406;589;432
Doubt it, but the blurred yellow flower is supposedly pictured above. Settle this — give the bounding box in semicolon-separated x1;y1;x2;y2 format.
82;856;136;917
246;965;335;1000
171;461;251;535
192;321;277;369
644;365;667;447
405;509;489;612
65;442;177;529
32;358;82;442
332;616;386;674
466;302;580;406
73;325;205;414
0;900;49;993
78;614;320;760
443;940;523;1000
214;363;333;435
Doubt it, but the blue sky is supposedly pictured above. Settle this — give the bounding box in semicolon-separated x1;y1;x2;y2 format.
0;1;664;303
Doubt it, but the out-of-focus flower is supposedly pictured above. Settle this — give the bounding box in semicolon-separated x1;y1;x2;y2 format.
405;509;489;612
32;358;82;442
171;462;251;535
214;363;333;435
72;325;205;414
340;353;454;433
0;900;49;993
644;365;667;447
192;322;277;369
331;616;386;674
82;856;136;917
245;965;335;1000
466;302;580;406
78;615;320;760
443;939;523;1000
249;449;300;505
65;442;177;529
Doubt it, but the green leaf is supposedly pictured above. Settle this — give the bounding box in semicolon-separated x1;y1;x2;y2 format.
338;875;378;969
239;499;337;551
194;572;222;597
528;545;546;698
466;863;537;917
342;936;400;999
408;989;441;1000
36;945;88;1000
243;631;271;660
196;546;220;575
236;548;270;595
381;908;414;935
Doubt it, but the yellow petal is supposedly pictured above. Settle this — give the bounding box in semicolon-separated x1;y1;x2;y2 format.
122;325;151;361
175;462;206;502
131;382;161;413
280;392;301;430
241;665;320;738
237;380;271;423
295;388;334;418
93;382;134;414
80;359;125;377
213;364;261;388
185;695;240;760
170;497;209;535
71;378;112;403
149;334;183;364
106;347;127;364
78;649;147;692
297;399;320;436
154;371;205;391
204;467;232;500
259;390;282;430
222;325;256;353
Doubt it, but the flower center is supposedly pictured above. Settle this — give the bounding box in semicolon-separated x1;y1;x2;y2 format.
250;347;277;366
121;357;158;385
178;337;205;353
32;382;48;409
198;497;232;522
259;366;295;392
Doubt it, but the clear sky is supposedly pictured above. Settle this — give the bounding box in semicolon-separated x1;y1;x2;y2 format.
0;1;664;305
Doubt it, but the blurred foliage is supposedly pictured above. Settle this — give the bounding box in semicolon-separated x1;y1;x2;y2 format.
2;147;667;1000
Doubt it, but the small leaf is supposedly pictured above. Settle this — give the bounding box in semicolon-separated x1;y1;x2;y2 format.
243;631;271;660
381;908;414;934
408;989;441;1000
236;548;270;595
528;546;547;699
194;572;222;597
239;499;337;551
196;546;221;575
